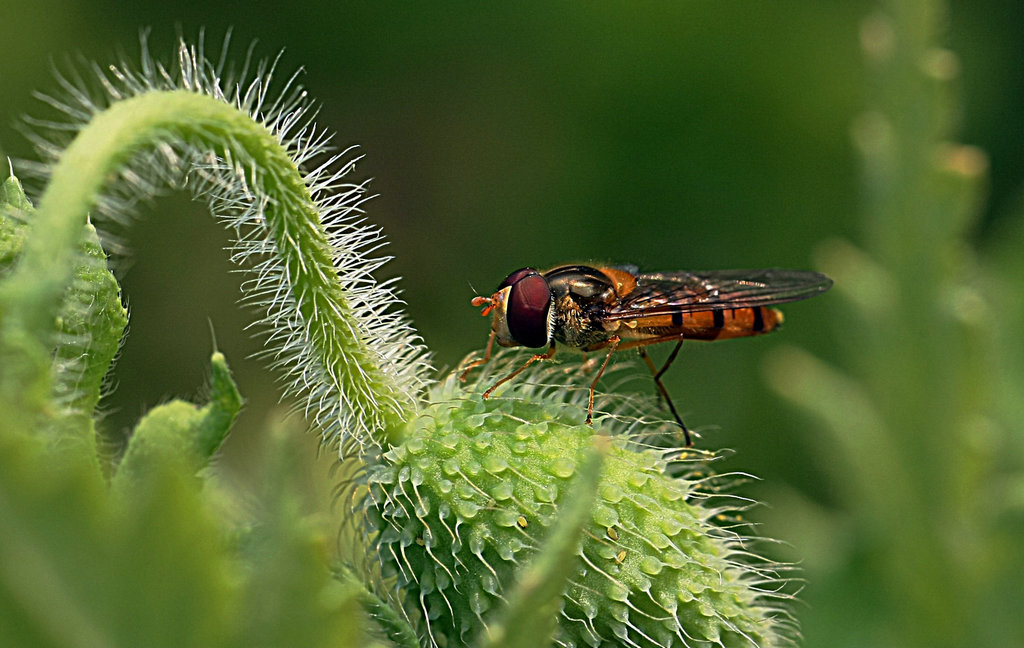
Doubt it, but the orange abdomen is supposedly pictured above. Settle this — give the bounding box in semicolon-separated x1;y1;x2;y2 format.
626;306;783;341
681;306;782;340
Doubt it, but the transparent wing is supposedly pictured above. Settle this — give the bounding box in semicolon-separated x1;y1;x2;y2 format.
603;268;832;319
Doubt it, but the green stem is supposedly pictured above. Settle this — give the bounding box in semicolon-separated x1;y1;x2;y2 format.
1;89;417;450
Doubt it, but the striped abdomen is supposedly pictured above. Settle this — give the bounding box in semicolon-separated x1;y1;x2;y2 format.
623;306;783;342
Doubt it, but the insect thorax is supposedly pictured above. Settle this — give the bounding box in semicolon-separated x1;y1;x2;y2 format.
551;294;611;350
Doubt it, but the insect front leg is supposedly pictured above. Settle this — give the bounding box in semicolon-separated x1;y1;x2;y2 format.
482;343;557;399
586;336;620;426
459;330;497;382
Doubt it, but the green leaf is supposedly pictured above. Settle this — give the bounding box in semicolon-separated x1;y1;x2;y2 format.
51;220;128;436
0;352;364;648
0;174;33;212
0;424;236;648
0;176;56;439
0;176;31;278
235;419;363;648
111;352;242;497
337;565;419;648
1;172;128;450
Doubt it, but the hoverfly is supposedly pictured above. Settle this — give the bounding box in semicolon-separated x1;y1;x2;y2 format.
460;264;832;446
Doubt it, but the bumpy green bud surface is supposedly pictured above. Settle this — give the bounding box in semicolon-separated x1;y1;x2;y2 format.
1;176;127;409
367;378;793;648
2;175;128;443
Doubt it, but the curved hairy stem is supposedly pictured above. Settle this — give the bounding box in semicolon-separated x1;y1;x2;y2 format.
0;42;430;454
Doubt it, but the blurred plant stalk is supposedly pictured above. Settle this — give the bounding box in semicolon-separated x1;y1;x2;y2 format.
766;1;1023;647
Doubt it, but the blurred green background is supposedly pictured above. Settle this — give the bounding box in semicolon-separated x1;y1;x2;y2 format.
2;1;1023;647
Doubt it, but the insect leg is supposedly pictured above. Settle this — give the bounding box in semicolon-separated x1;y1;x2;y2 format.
654;339;683;381
586;336;620;425
459;330;496;382
638;340;691;446
638;349;660;392
482;343;557;399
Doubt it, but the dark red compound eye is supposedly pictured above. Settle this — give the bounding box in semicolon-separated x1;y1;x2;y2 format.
498;268;538;290
500;268;553;348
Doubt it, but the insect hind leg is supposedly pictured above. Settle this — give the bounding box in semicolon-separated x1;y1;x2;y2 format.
638;340;692;447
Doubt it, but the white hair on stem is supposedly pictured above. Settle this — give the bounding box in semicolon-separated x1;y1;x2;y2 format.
20;31;433;455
